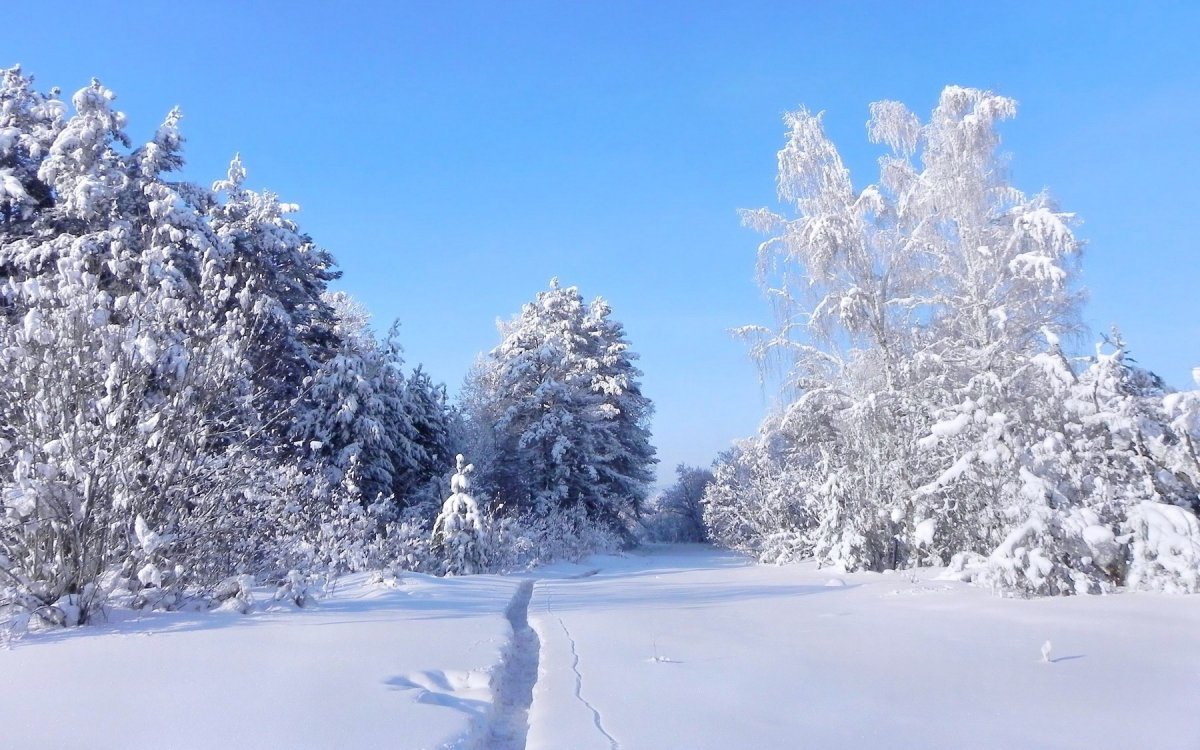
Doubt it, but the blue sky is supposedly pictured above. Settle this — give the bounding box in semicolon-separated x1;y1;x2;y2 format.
8;1;1198;483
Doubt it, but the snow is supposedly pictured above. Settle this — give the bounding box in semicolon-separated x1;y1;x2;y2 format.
4;545;1200;749
0;573;521;750
1127;501;1200;593
528;545;1200;750
913;517;936;547
0;168;29;202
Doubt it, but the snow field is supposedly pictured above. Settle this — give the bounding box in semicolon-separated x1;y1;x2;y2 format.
0;573;521;750
4;545;1199;749
524;545;1200;750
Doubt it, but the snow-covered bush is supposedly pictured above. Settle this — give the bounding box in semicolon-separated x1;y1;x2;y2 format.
971;508;1118;596
1126;502;1200;594
273;570;314;608
507;503;624;568
212;574;257;614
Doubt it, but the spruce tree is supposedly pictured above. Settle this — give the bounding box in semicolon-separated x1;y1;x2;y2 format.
465;279;656;538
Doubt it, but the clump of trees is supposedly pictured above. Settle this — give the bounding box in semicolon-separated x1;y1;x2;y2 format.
642;464;713;543
0;68;661;627
0;68;456;626
704;86;1200;595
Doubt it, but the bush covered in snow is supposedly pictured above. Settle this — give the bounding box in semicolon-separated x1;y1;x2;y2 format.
1126;502;1200;594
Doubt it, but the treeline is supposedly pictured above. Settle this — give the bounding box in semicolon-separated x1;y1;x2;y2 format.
0;67;656;626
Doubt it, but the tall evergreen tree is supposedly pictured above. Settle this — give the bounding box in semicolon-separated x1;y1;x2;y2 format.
207;155;340;449
397;366;455;510
464;279;656;537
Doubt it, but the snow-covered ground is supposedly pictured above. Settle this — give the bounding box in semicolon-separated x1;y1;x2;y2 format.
4;545;1200;749
0;572;521;750
529;545;1200;749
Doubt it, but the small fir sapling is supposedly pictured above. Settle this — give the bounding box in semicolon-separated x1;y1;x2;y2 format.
431;455;488;575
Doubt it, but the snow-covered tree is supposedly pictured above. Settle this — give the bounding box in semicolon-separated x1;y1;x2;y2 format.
0;66;64;238
0;69;454;625
463;280;656;540
719;85;1200;594
207;154;339;448
581;297;657;526
396;366;455;511
298;292;411;506
0;75;270;623
431;454;487;575
644;464;714;543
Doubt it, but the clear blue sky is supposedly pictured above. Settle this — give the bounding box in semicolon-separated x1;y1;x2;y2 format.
9;1;1198;484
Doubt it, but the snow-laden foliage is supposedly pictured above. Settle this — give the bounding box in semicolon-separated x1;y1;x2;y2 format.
298;292;426;509
426;454;625;576
1125;501;1200;594
702;425;818;564
710;85;1200;595
431;455;488;575
206;154;340;452
0;68;455;627
462;279;656;543
643;464;714;543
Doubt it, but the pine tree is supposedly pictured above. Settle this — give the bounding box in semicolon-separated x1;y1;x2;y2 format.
464;279;656;539
298;292;409;506
397;366;455;511
207;155;340;449
0;66;64;240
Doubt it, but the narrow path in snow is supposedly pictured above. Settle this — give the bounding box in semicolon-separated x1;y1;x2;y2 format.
549;591;620;750
478;579;539;749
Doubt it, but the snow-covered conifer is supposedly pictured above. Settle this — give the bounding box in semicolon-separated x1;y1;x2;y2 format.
431;454;487;575
397;366;455;511
464;279;656;541
298;292;411;506
207;156;339;446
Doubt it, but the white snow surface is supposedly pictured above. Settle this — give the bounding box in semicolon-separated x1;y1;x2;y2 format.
4;545;1200;749
526;545;1200;750
0;572;521;750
